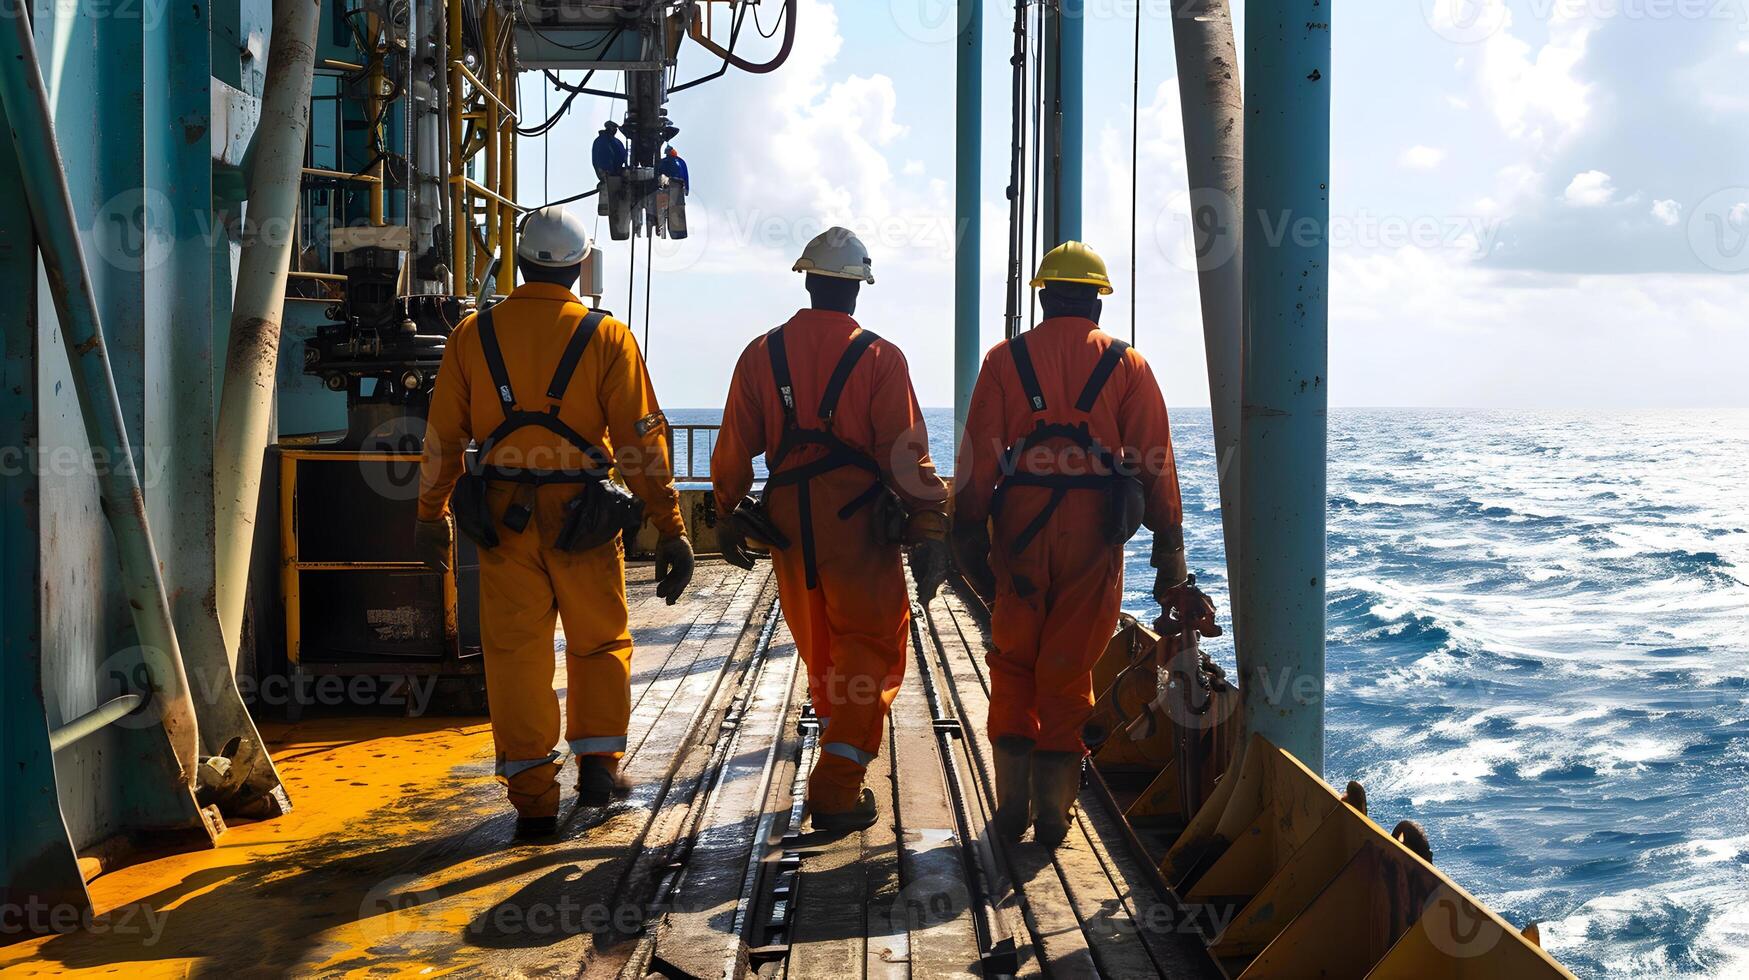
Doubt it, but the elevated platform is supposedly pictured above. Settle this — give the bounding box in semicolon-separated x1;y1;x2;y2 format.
0;562;1213;978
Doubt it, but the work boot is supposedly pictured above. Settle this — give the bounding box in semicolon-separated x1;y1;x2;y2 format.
1031;752;1083;848
514;815;559;840
991;736;1035;844
810;787;879;834
577;756;632;806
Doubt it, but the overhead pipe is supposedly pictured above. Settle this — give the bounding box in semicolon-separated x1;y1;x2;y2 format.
1236;3;1331;774
953;0;982;447
686;0;796;74
213;0;323;662
1169;1;1244;613
0;2;200;782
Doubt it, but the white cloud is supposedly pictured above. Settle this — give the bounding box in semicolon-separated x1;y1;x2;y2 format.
1332;245;1749;408
1400;145;1448;170
1474;7;1596;148
1563;171;1616;208
1650;200;1682;226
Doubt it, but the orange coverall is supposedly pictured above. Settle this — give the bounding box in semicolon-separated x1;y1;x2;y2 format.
420;281;685;819
712;309;946;813
953;316;1183;755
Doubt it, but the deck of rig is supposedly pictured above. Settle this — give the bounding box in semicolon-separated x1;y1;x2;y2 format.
0;563;1211;978
1;560;1567;979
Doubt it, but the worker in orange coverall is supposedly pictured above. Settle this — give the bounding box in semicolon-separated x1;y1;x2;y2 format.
416;206;694;840
953;242;1217;848
712;227;950;833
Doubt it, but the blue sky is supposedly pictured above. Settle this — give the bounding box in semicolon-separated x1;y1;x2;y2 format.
518;1;1749;408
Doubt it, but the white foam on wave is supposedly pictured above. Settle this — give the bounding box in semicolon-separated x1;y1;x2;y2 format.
1359;737;1523;804
1541;878;1749;979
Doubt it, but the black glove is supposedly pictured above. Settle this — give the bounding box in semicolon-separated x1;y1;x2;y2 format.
415;518;453;573
654;535;694;606
950;519;996;600
717;514;759;571
908;538;950;605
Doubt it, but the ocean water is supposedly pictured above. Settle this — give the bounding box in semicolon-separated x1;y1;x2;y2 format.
671;406;1749;979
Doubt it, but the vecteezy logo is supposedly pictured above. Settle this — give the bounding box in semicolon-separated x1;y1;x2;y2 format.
356;873;441;946
92;187;175;273
1419;883;1505;958
1155;187;1241;275
1423;0;1509;44
888;0;964;45
359;415;432;502
1689;188;1749;273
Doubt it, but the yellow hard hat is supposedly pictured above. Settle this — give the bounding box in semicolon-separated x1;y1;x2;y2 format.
1030;241;1114;295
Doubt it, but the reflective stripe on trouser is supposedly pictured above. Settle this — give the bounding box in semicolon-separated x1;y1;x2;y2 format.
767;469;909;815
479;482;634;817
987;488;1124;755
568;735;628;756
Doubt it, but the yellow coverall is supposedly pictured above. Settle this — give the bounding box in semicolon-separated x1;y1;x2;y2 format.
419;281;685;819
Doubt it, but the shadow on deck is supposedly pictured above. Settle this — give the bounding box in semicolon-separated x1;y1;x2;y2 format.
0;562;1213;979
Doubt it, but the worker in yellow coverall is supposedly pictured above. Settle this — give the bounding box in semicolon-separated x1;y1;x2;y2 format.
417;206;693;839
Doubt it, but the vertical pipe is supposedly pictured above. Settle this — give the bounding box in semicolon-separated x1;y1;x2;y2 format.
954;0;982;447
1001;0;1027;341
482;7;500;261
1237;3;1330;773
1040;2;1059;248
213;0;324;663
1056;0;1083;244
1169;1;1244;616
498;58;517;291
0;6;200;783
368;16;386;226
447;0;465;290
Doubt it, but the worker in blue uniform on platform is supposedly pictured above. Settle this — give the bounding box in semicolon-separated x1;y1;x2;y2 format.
592;121;627;218
655;146;690;239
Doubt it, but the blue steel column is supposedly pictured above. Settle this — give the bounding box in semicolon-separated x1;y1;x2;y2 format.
0;93;89;917
1236;5;1331;773
1056;0;1083;244
0;4;201;784
954;0;982;445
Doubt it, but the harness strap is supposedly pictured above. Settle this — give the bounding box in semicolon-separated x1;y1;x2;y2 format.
477;308;517;410
818;329;880;422
994;335;1134;554
1076;339;1130;412
767;326;797;420
547;310;608;401
470;303;611;483
1010;333;1047;412
762;323;891;589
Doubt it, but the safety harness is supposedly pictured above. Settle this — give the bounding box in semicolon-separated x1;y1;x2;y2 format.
990;333;1135;553
472;305;613;484
451;305;623;550
762;325;887;588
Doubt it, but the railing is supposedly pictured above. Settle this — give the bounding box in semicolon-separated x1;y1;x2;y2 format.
670;424;719;482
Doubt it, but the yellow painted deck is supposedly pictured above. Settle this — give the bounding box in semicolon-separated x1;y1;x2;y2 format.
1;562;1214;979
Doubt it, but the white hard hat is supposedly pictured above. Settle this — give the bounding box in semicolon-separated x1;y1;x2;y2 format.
517;205;593;267
793;227;875;284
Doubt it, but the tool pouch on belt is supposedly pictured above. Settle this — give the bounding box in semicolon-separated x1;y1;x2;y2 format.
555;478;646;553
871;486;909;547
451;472;500;549
1103;475;1146;546
732;496;791;551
